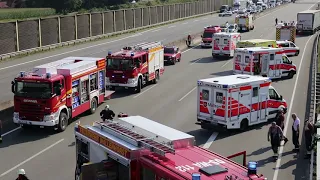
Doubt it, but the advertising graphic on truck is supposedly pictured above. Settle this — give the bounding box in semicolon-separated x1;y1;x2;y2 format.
12;57;114;132
197;75;287;131
212;32;241;58
233;47;297;79
237;39;277;48
106;42;164;93
75;116;266;180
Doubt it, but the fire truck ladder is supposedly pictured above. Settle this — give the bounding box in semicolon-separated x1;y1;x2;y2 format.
95;121;175;156
134;42;162;51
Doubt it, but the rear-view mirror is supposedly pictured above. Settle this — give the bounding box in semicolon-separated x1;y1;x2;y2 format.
279;95;283;100
11;81;15;93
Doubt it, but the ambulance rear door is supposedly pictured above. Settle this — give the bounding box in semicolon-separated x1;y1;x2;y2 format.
271;53;281;78
261;53;270;76
229;88;240;122
198;85;213;120
212;87;227;122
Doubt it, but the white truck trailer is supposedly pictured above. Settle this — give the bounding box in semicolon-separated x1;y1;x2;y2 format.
297;10;320;34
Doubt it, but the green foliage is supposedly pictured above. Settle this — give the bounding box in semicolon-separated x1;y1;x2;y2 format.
0;8;56;21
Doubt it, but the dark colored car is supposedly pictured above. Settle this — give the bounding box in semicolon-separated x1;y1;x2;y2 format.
164;46;181;65
219;5;229;13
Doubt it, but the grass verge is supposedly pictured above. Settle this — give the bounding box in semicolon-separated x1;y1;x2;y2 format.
0;8;56;22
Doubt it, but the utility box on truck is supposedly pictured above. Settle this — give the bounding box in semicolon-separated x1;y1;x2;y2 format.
297;10;320;34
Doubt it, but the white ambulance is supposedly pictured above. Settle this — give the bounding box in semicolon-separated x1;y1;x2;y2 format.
197;74;287;131
212;32;241;58
233;47;297;79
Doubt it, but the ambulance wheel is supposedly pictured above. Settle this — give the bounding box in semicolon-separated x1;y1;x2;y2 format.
136;78;142;93
240;119;248;131
57;112;68;132
295;50;299;56
90;98;97;114
288;71;295;78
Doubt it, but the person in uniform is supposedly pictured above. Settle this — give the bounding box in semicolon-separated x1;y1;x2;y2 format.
292;113;300;151
100;105;115;121
16;169;29;180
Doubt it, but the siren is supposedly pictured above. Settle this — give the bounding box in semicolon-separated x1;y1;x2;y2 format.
19;71;25;77
131;52;134;56
46;73;51;79
192;173;201;180
247;161;258;176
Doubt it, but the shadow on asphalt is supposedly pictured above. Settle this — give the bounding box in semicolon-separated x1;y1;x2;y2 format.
247;146;272;157
186;128;214;146
210;70;234;76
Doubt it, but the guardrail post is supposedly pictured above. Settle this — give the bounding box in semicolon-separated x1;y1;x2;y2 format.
133;9;136;29
149;7;151;25
102;12;105;34
141;8;144;27
75;14;78;40
89;13;92;37
168;5;171;20
113;11;116;32
123;10;127;30
173;4;176;19
58;16;61;43
162;5;165;21
156;6;158;24
15;20;19;51
38;18;42;47
179;4;181;19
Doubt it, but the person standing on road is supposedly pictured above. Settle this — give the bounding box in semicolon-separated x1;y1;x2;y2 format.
275;18;278;25
275;110;289;144
16;169;29;180
268;122;284;160
304;119;315;158
0;120;2;143
292;113;300;151
100;105;115;122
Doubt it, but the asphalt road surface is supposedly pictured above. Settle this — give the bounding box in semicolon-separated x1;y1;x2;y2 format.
0;1;316;180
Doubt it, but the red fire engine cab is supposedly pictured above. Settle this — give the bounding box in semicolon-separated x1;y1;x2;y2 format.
106;42;165;93
75;116;266;180
201;25;222;48
11;57;114;132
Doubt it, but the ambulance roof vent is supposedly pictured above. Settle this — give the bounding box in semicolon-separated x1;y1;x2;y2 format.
213;80;219;82
237;76;250;79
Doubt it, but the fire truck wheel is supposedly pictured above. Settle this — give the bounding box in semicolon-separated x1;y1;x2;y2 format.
90;98;98;114
240;119;248;131
153;71;160;84
177;57;181;62
136;78;142;93
57;112;68;132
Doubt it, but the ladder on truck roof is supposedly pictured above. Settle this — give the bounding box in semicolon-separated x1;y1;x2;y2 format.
95;121;175;156
133;41;162;51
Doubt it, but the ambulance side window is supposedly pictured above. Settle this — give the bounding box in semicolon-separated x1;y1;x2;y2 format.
281;43;289;47
290;43;296;47
270;54;275;61
216;92;223;103
245;56;250;63
253;87;258;97
141;167;156;180
215;39;220;44
202;89;210;101
253;54;259;62
224;39;228;44
269;89;278;99
236;55;241;62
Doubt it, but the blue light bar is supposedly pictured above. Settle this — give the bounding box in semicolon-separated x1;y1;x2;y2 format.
46;73;51;79
192;173;201;180
248;161;257;171
131;52;134;56
19;71;25;77
108;51;112;55
249;51;253;54
222;85;228;88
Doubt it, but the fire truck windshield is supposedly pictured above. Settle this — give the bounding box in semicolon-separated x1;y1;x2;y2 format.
15;81;52;99
202;31;213;38
107;58;134;70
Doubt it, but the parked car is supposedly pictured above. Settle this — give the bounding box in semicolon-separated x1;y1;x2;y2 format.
228;24;239;32
219;10;233;17
164;46;181;65
219;5;229;13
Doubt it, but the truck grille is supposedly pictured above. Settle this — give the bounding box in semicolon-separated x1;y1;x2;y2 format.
164;56;171;60
203;41;211;43
20;103;44;121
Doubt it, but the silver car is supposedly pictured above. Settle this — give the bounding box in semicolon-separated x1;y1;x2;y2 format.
219;11;233;17
228;24;238;33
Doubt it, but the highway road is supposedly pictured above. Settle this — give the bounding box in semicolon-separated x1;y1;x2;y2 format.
0;1;316;180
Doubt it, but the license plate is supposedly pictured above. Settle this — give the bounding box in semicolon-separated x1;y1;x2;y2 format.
219;54;223;56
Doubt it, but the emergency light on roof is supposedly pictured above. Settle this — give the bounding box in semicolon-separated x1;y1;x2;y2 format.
46;73;51;79
131;52;134;56
108;51;112;55
248;161;258;175
192;173;201;180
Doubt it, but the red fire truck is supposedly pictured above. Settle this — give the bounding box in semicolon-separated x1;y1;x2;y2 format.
74;116;266;180
201;25;222;48
106;42;164;93
11;57;114;132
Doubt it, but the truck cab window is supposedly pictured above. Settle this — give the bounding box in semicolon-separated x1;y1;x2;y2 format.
282;56;290;64
216;92;223;103
141;167;155;180
290;43;296;47
269;89;279;100
53;80;61;95
270;54;275;60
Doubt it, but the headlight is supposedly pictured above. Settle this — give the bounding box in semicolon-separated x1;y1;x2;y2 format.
127;78;136;84
43;114;54;121
13;112;19;119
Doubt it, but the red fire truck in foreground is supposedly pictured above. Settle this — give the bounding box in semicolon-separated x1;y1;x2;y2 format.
74;116;266;180
106;42;164;93
11;57;114;132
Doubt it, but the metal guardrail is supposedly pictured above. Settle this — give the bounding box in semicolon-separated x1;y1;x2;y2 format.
0;0;231;56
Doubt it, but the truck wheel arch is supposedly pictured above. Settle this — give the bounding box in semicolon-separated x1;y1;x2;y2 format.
58;105;69;120
240;118;248;131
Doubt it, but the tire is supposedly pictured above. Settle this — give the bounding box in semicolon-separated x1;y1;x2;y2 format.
135;78;142;93
240;119;248;131
295;50;299;56
172;59;176;65
90;98;97;114
288;71;295;78
177;57;181;62
57;112;68;132
75;167;80;180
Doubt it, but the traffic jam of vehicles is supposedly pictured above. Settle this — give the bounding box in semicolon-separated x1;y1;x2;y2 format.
10;0;311;179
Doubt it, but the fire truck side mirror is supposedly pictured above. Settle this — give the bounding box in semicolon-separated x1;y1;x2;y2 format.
11;81;15;93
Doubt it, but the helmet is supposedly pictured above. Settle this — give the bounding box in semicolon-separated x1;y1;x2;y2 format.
105;105;110;109
17;169;25;175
